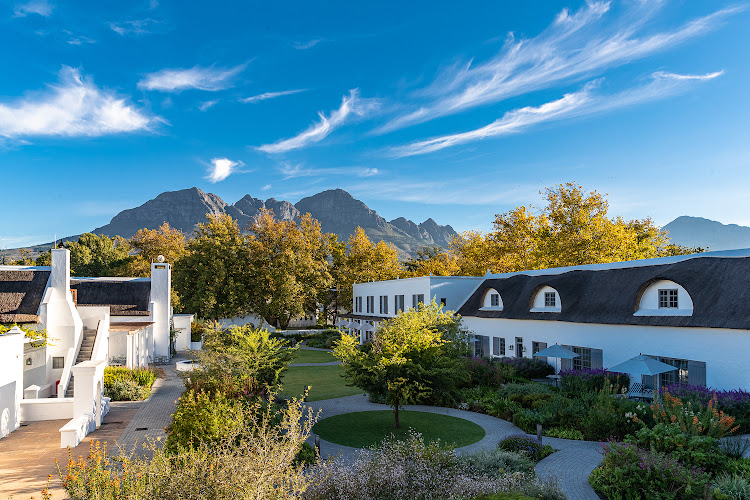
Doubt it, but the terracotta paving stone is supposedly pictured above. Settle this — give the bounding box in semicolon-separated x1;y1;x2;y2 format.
0;404;139;500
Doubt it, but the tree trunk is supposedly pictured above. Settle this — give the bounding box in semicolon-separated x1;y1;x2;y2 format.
394;402;400;429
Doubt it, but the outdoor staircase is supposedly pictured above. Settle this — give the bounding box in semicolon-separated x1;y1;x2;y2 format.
64;327;97;398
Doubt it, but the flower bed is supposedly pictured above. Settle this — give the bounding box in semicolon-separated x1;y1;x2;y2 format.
103;366;157;401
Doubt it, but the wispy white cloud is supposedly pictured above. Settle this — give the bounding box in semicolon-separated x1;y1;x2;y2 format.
138;63;247;92
0;66;157;139
206;157;243;183
257;89;380;153
240;89;307;104
13;0;53;17
198;100;218;111
109;18;163;36
262;184;272;191
64;31;95;45
379;2;740;133
390;70;723;157
291;39;321;50
277;162;382;180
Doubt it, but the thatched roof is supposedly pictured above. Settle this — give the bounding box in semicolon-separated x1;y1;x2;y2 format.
71;279;151;316
457;256;750;330
0;269;51;323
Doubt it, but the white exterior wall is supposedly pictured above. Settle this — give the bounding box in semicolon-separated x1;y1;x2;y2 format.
352;276;483;319
40;249;83;396
149;263;171;362
463;316;750;390
173;314;194;351
0;328;24;439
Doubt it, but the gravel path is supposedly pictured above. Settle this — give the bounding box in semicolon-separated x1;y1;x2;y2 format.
304;394;603;500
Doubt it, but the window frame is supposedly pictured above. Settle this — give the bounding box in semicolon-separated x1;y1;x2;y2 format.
544;291;556;308
658;289;679;309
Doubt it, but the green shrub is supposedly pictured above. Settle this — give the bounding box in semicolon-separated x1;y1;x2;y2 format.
543;427;584;440
104;378;150;401
630;423;726;473
589;441;711;500
295;442;316;466
468;494;536;500
559;368;629;395
712;474;750;500
512;409;545;434
103;366;156;388
499;383;554;399
461;448;535;475
723;457;750;477
498;435;553;462
165;389;244;452
305;330;341;349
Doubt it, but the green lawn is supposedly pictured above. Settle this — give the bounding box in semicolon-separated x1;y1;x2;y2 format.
312;410;486;449
292;349;336;364
279;365;362;401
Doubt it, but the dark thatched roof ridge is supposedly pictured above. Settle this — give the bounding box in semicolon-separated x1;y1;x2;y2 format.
0;269;51;323
71;279;151;316
456;256;750;330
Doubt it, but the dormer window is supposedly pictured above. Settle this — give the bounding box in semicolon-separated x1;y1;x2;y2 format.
544;292;556;308
635;280;692;317
658;289;678;309
531;286;561;313
481;288;503;310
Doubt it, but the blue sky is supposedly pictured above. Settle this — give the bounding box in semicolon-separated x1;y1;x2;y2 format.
1;0;749;248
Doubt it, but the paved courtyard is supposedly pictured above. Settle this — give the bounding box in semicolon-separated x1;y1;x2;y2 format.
0;356;186;499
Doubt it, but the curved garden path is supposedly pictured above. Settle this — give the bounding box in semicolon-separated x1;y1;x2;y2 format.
304;394;603;500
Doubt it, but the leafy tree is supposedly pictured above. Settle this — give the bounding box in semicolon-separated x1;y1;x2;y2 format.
174;214;252;320
246;210;332;329
124;222;187;277
405;246;460;277
334;301;469;428
415;183;704;276
65;233;131;276
333;227;402;312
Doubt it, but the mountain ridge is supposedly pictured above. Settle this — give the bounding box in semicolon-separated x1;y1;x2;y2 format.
7;187;458;259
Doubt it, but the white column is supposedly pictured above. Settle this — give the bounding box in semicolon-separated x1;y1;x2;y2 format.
150;263;172;362
126;333;134;369
71;360;106;428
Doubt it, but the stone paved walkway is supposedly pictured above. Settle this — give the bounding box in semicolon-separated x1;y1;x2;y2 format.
114;354;187;455
304;394;603;500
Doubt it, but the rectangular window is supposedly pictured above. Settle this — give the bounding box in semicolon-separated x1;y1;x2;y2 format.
379;295;388;314
395;295;405;313
490;293;500;307
440;297;447;307
355;296;363;313
544;292;556;307
412;294;424;309
492;337;503;356
658;289;679;308
52;356;65;369
474;335;490;358
533;341;548;361
515;337;523;358
572;347;592;370
366;296;374;314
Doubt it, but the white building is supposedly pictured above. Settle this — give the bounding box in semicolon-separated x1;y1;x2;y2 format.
349;249;750;391
344;275;485;342
0;248;190;445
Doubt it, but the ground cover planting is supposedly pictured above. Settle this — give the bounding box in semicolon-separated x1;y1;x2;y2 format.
103;366;159;401
312;410;486;448
280;365;362;401
292;349;337;364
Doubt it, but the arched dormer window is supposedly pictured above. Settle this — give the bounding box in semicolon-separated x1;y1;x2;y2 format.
634;279;693;316
480;288;503;310
530;285;561;313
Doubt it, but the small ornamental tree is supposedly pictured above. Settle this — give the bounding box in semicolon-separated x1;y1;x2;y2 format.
334;301;469;428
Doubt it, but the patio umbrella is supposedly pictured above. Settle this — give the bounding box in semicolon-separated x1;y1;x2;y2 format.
608;354;678;377
335;319;350;328
360;322;376;332
608;354;678;398
533;344;579;381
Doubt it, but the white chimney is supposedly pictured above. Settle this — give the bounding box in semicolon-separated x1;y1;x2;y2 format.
150;262;172;362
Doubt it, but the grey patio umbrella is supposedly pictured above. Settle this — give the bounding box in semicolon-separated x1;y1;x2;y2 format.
359;322;376;332
533;343;579;381
608;354;678;377
335;319;350;328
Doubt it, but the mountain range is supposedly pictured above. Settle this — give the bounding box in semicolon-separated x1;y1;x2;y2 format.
7;190;750;260
10;188;458;259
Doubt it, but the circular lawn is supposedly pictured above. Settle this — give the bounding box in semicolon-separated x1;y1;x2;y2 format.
312;410;485;449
